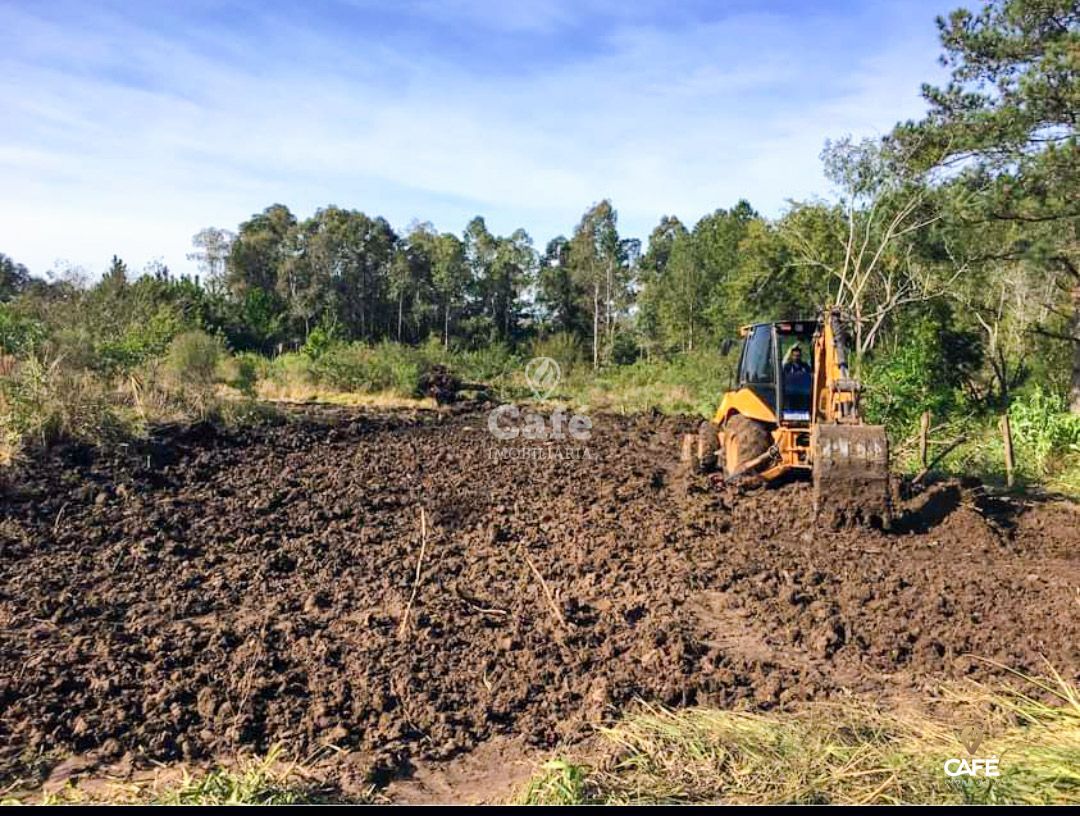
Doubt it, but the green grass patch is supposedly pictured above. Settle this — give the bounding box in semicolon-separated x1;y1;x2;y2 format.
520;668;1080;805
150;753;333;805
6;750;376;805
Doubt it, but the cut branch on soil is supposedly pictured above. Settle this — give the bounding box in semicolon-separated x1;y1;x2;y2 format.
519;544;568;631
397;506;428;637
53;502;69;534
454;584;510;618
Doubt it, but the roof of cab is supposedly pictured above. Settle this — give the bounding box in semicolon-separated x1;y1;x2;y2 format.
738;319;821;337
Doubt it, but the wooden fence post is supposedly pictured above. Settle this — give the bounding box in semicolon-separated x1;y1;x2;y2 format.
919;411;931;470
1000;413;1015;488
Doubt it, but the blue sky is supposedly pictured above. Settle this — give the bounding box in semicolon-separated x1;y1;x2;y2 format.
0;0;953;277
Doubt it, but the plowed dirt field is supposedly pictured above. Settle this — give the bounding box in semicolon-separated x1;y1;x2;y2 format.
1;406;1077;796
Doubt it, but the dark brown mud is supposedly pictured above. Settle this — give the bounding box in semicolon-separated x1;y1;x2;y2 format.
1;406;1076;793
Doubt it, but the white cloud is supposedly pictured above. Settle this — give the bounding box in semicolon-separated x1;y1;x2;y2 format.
0;0;949;277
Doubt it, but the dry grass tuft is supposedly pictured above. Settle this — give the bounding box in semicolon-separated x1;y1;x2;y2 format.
4;748;378;805
521;668;1080;805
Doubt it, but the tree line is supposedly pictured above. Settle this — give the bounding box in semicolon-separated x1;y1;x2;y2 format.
1;0;1076;415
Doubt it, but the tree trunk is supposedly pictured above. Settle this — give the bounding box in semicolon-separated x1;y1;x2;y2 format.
606;259;614;347
853;304;864;359
444;302;450;349
687;299;694;353
397;291;403;342
593;281;600;369
1069;285;1080;413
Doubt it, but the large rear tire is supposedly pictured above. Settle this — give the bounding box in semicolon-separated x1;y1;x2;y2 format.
695;420;720;473
723;414;772;477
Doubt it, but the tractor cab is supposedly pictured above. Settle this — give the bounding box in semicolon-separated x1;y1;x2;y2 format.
734;320;819;426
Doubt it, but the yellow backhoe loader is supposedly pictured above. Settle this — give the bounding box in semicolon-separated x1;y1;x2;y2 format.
690;307;891;527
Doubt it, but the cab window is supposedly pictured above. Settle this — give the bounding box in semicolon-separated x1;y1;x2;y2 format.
740;325;774;385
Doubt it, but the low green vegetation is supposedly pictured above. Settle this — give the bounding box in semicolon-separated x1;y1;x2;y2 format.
149;753;340;806
256;333;733;416
521;670;1080;805
0;0;1075;495
0;320;273;464
2;300;1079;495
260;337;520;403
14;672;1076;805
7;750;369;805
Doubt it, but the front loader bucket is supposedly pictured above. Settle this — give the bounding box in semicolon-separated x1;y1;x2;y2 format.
812;424;891;528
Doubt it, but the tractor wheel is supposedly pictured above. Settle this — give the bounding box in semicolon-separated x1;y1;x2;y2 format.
723;414;772;478
695;420;720;473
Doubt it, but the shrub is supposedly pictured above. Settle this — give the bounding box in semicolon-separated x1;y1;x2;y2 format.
0;353;124;459
0;305;46;356
95;302;186;373
454;342;518;384
165;330;223;387
609;331;641;365
217;353;260;397
315;341;420;395
268;352;317;388
1009;386;1080;475
45;326;99;371
417;335;451;366
300;325;336;360
861;314;980;441
597;350;734;416
529;332;583;371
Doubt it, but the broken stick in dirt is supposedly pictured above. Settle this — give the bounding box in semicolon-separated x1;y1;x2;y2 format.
519;544;568;632
398;506;429;637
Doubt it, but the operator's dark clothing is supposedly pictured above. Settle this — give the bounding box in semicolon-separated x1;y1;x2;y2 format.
783;361;811;379
783;360;812;414
786;360;812;395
